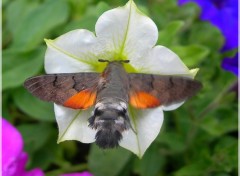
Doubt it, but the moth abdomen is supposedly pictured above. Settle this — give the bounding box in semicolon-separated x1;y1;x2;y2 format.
95;128;123;149
88;99;130;149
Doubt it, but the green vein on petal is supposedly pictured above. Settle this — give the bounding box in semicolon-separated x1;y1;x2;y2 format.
128;106;142;158
130;0;147;17
57;110;82;143
118;0;132;58
45;39;97;66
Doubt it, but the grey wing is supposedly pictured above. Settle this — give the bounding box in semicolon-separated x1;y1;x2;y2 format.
128;73;202;108
24;72;100;106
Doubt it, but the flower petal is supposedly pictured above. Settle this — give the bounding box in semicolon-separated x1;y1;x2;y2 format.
119;107;163;158
130;45;196;77
221;52;238;76
95;0;158;61
54;104;96;143
2;118;24;176
2;119;44;176
162;101;185;111
24;169;45;176
45;29;100;74
14;152;44;176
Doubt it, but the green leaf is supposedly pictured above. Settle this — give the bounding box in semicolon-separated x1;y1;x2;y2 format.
151;1;199;29
134;144;165;176
18;123;53;154
200;115;237;137
188;22;224;51
62;2;110;33
30;132;62;170
68;0;89;18
2;91;11;120
5;0;39;37
2;0;8;6
10;0;69;51
212;137;237;172
88;145;131;176
2;48;45;90
158;20;184;46
13;87;55;122
156;132;186;153
174;162;209;176
87;1;110;17
171;44;210;67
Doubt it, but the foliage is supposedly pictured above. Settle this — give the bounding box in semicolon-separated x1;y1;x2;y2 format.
2;0;237;176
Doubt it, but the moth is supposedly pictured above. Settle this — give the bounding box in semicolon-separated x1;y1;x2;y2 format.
24;60;202;148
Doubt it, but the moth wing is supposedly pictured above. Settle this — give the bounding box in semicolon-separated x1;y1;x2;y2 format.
128;73;202;109
24;73;100;109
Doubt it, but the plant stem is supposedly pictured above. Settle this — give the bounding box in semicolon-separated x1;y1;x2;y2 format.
186;80;237;146
197;80;237;121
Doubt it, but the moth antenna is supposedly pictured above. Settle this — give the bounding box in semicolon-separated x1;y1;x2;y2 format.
98;59;110;63
121;60;130;63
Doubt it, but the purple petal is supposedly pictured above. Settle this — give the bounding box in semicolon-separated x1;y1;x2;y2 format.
14;152;28;176
14;152;45;176
208;8;238;51
178;0;238;50
2;118;24;176
24;168;45;176
2;118;45;176
221;53;238;76
60;172;93;176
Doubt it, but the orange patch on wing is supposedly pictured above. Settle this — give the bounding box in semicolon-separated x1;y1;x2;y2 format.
64;90;96;109
130;91;160;109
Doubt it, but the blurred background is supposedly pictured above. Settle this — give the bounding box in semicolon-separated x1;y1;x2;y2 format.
2;0;238;176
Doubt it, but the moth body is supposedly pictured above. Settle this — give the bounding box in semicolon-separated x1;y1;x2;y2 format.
24;61;202;149
89;62;132;148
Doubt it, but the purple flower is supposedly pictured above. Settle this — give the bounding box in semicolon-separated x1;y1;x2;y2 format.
178;0;238;50
221;53;238;75
2;118;93;176
178;0;238;75
2;118;45;176
60;172;93;176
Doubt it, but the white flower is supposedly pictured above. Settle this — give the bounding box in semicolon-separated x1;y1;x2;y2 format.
44;0;198;158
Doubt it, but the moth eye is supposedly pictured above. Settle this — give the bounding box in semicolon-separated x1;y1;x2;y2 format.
94;108;103;116
116;109;126;116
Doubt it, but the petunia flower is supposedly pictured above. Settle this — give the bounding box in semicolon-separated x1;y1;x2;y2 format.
221;53;238;75
44;0;198;157
178;0;238;76
178;0;238;51
2;118;45;176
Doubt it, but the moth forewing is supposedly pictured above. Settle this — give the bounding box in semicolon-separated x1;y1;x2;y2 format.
23;72;100;108
24;61;202;149
128;73;202;108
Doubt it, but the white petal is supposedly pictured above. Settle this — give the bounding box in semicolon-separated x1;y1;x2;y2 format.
120;106;163;158
130;45;195;78
95;0;158;61
54;104;96;143
162;101;185;111
45;29;100;74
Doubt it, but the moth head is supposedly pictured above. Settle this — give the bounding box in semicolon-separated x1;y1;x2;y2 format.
88;101;130;148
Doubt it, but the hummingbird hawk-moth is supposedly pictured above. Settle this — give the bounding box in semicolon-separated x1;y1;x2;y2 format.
24;60;202;148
